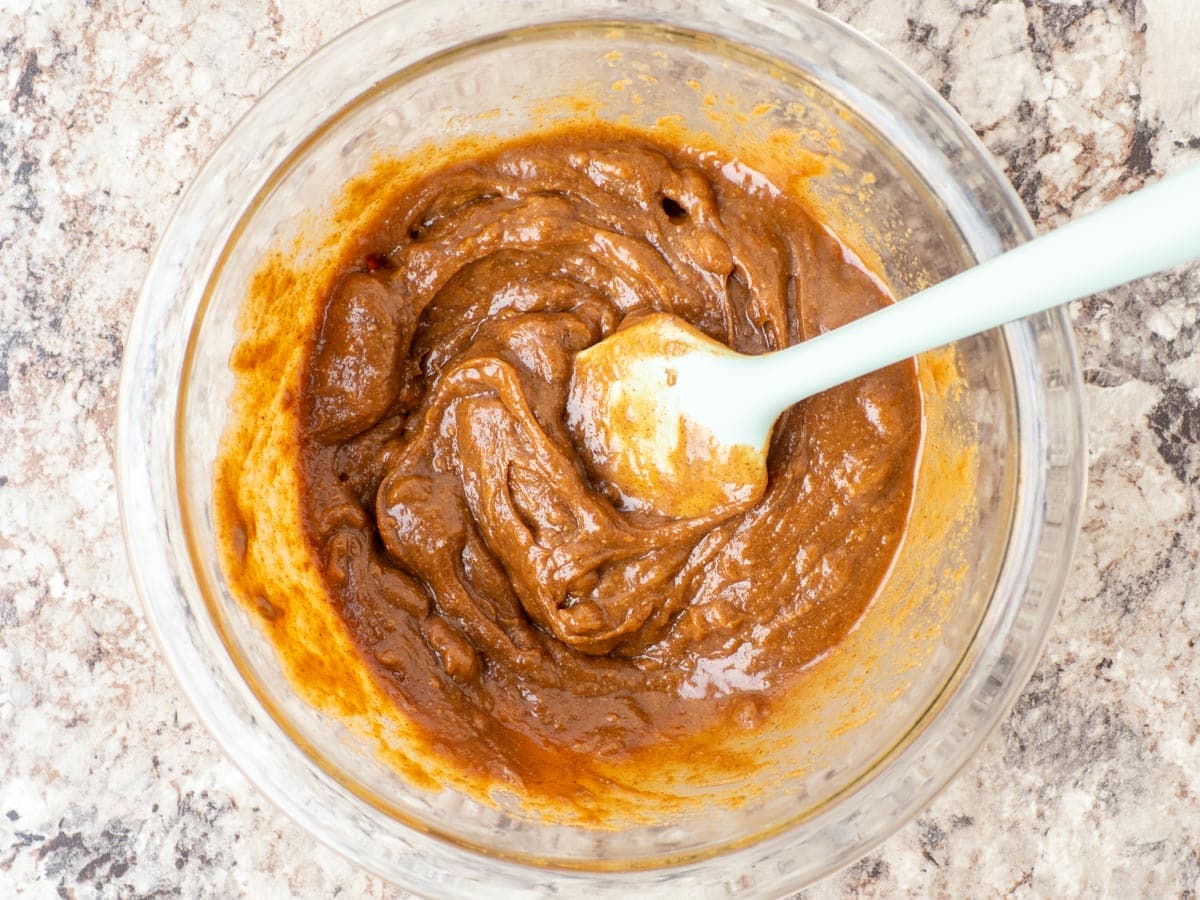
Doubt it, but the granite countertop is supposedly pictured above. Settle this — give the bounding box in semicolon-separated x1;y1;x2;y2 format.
2;0;1198;896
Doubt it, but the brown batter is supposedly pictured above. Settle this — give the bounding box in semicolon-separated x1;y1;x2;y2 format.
295;125;922;796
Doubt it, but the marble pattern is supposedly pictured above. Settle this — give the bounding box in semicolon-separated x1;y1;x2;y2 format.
1;0;1197;896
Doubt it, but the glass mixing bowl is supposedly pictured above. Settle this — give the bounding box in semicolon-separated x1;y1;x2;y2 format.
117;0;1085;894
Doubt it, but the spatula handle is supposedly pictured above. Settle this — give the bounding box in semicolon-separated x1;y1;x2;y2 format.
755;165;1200;409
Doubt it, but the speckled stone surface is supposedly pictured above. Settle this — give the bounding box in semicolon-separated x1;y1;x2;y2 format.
2;1;1198;896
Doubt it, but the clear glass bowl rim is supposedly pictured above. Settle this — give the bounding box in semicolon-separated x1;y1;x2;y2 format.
116;0;1087;894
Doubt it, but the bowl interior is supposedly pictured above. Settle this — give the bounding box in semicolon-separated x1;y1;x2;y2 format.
181;18;1013;860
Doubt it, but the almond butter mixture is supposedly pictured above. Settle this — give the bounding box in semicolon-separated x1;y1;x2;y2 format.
295;125;922;788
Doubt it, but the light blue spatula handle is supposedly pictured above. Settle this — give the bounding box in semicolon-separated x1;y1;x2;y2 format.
753;165;1200;409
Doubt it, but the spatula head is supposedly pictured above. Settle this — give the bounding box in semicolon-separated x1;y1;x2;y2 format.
566;313;768;518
